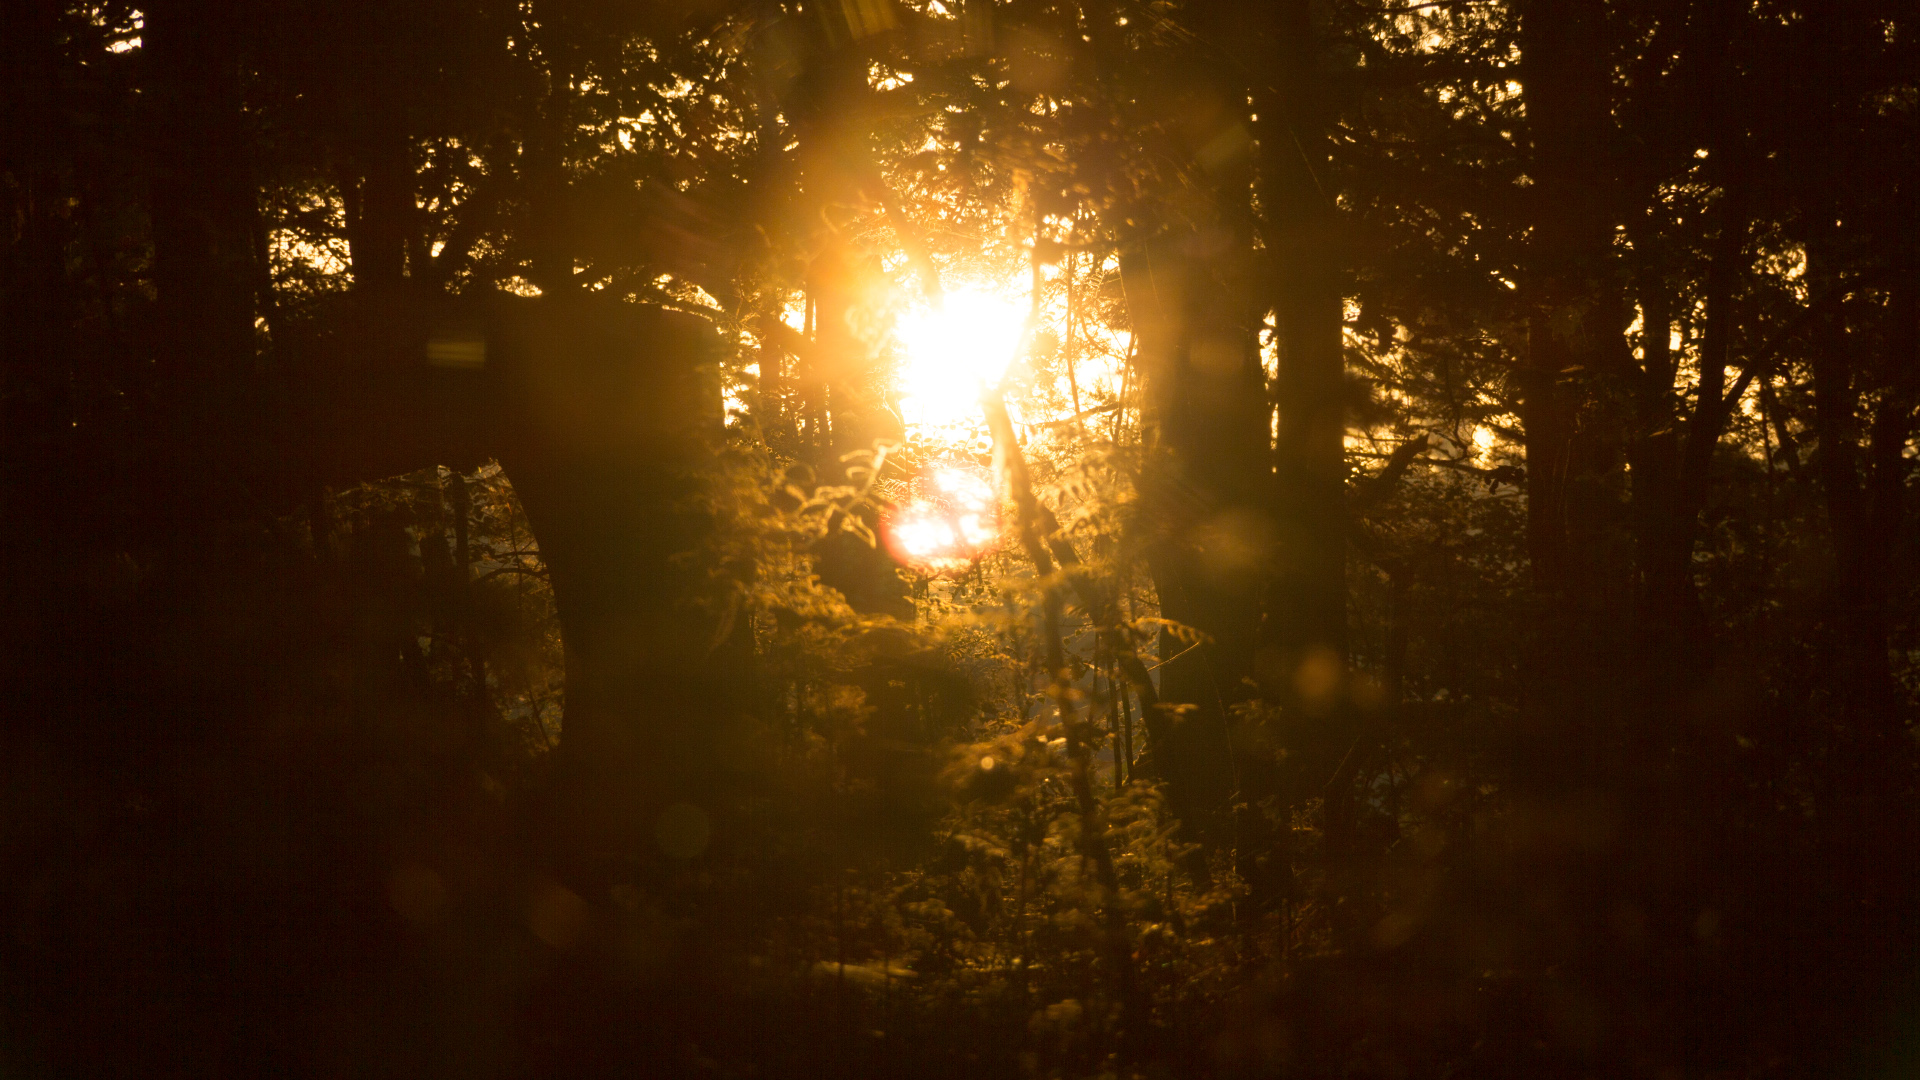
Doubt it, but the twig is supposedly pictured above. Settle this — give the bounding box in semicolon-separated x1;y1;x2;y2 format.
1348;434;1431;514
474;564;551;585
1032;402;1121;430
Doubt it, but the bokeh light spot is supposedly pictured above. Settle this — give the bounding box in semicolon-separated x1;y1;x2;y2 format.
388;863;447;927
883;464;1002;573
654;802;712;860
528;878;589;950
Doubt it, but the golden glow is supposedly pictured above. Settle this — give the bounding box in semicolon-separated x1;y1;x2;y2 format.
883;465;1001;573
894;288;1028;435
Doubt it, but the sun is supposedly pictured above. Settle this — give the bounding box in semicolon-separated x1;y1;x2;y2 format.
881;284;1027;572
893;287;1028;435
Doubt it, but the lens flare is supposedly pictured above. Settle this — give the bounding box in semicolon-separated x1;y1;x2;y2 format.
883;465;1001;573
894;288;1028;434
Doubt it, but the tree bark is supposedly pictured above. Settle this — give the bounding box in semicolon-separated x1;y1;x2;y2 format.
1515;0;1633;773
1631;169;1749;700
145;0;258;382
1245;0;1358;922
296;294;734;878
143;0;269;513
1119;237;1259;837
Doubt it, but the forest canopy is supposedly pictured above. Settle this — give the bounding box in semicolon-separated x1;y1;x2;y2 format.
3;0;1919;1076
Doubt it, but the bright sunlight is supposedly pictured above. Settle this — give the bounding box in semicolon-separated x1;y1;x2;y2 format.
893;287;1028;435
881;284;1028;572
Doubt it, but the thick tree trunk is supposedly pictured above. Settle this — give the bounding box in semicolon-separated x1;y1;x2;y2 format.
0;0;74;523
1629;172;1748;705
498;306;740;888
1807;247;1906;735
344;129;415;296
140;0;287;533
298;295;735;879
1120;234;1263;836
1258;0;1348;689
144;0;261;410
1252;0;1359;927
1797;0;1911;750
1516;0;1634;774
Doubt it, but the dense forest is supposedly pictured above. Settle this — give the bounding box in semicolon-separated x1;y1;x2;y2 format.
3;0;1918;1075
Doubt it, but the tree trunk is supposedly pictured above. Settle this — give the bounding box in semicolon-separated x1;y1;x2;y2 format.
1807;244;1905;736
1515;0;1633;774
1119;234;1262;837
295;293;736;879
1797;0;1911;750
0;0;74;523
145;0;259;386
475;299;739;882
1630;170;1749;705
345;127;415;296
1249;0;1358;924
143;0;268;513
